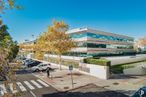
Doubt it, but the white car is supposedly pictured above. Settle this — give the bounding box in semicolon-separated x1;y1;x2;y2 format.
31;63;51;72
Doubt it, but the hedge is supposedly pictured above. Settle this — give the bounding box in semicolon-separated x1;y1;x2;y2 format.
83;58;111;66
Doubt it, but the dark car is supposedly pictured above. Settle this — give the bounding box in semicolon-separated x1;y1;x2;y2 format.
132;87;146;97
27;61;42;68
24;59;34;65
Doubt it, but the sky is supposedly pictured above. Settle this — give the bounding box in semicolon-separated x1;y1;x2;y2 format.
1;0;146;43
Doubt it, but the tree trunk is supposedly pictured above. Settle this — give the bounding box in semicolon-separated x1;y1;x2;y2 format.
58;54;62;70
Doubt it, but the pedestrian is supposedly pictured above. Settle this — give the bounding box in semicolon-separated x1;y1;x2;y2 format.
46;68;50;78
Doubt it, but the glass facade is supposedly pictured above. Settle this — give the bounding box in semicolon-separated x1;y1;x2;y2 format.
77;42;106;48
77;42;133;49
69;31;134;57
70;32;133;43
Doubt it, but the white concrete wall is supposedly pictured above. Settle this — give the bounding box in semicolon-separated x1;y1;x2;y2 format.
79;63;110;79
105;54;146;66
44;54;85;61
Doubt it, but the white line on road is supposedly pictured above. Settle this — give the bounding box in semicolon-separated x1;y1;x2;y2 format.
0;84;7;95
24;81;35;90
0;85;4;96
30;91;36;97
31;80;42;88
0;90;4;96
16;82;27;92
9;83;18;93
37;79;49;87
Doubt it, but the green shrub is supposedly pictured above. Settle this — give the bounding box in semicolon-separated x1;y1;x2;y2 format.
111;65;124;74
83;57;92;63
84;58;110;66
122;65;135;69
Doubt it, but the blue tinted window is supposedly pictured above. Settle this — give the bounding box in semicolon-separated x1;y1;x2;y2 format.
70;32;87;38
70;32;133;43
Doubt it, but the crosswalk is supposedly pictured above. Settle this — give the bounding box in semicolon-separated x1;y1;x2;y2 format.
0;79;49;96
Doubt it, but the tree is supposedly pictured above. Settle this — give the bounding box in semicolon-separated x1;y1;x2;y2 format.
0;0;21;13
8;41;19;61
139;37;146;46
0;19;19;60
134;37;146;52
34;36;46;60
0;19;20;97
0;1;20;96
35;20;76;69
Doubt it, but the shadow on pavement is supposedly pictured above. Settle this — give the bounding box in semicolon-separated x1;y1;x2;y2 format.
42;91;129;97
16;69;33;74
42;84;129;97
110;74;139;79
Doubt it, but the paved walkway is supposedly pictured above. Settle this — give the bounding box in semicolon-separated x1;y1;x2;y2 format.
33;63;146;96
34;68;97;91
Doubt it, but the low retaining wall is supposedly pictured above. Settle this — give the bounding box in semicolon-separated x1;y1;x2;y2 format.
44;54;85;61
79;63;110;79
105;54;146;66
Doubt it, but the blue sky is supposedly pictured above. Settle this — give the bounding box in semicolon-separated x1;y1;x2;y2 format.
1;0;146;42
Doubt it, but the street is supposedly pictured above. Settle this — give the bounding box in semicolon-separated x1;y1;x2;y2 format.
0;69;57;97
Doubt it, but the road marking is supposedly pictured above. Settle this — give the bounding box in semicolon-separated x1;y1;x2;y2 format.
31;80;42;88
24;81;35;90
0;84;7;95
0;90;4;96
30;91;36;97
16;82;27;92
9;83;18;93
0;85;4;96
37;79;49;87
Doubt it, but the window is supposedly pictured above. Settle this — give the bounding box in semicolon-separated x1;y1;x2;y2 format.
70;32;133;43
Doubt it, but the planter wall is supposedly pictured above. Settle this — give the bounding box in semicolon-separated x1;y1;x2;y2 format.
105;54;146;66
79;62;110;79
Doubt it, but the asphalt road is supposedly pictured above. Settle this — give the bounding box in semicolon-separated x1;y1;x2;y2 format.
17;69;58;97
0;69;58;97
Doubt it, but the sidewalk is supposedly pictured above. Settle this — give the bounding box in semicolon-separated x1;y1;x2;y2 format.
33;62;145;96
34;68;98;91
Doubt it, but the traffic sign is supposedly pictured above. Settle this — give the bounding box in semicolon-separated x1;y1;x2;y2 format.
69;65;73;71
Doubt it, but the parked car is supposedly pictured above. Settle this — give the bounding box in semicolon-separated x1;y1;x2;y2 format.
23;59;34;65
27;61;42;68
31;63;51;72
132;87;146;97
